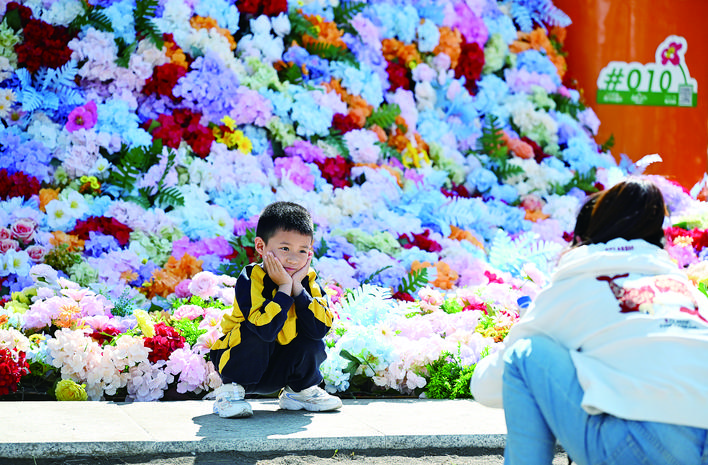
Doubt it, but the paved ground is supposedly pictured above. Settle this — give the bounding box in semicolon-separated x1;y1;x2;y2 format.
0;399;568;465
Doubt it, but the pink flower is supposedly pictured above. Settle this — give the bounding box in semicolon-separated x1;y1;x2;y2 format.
10;218;37;243
188;271;220;299
661;42;682;65
174;279;192;298
65;101;98;132
173;304;204;321
26;245;48;261
0;238;20;253
0;228;11;240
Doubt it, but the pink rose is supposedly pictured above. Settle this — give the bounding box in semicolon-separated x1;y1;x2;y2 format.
174;279;192;298
0;228;10;240
0;238;20;253
188;271;220;299
11;218;37;243
173;304;204;320
26;245;48;261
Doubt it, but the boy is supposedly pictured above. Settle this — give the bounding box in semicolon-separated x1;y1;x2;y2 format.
210;201;342;418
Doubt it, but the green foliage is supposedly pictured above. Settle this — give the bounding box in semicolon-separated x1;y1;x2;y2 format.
69;2;113;34
366;103;401;130
134;0;163;48
110;289;142;317
476;114;525;181
104;141;185;210
278;63;304;85
115;38;138;68
396;268;429;295
172;318;207;347
551;93;585;118
425;346;490;399
219;228;257;277
699;282;708;299
599;133;615;152
376;141;402;162
43;244;83;275
287;11;318;40
332;1;366;35
302;41;347;61
440;298;463;314
314;236;329;259
552;167;598;195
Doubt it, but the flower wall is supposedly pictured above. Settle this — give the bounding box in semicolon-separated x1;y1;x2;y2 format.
1;0;708;401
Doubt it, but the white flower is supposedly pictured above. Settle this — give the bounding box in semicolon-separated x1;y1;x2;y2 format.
91;157;112;179
271;13;291;37
0;249;31;277
45;199;73;230
0;88;15;118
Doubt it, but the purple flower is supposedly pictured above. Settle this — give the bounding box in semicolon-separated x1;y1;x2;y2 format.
65;101;98;133
274;156;315;190
284;139;327;163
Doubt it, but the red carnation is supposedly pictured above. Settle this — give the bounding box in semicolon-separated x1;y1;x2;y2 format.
151;114;184;149
399;229;442;253
454;38;485;94
520;136;550;163
441;183;471;198
392;290;415;302
332;113;359;135
315;155;353;188
142;63;187;102
0;169;40;200
183;123;214;159
69;216;133;246
0;347;30;396
262;0;288;16
15;18;75;73
90;326;121;346
386;60;411;92
143;322;186;363
237;0;287;16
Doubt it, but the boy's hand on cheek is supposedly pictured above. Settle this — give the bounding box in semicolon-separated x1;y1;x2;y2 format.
291;252;313;296
264;252;292;293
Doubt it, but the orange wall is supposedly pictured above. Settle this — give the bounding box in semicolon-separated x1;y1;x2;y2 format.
554;0;708;189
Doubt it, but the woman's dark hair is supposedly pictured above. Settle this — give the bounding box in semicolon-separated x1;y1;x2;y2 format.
256;201;314;244
572;178;667;248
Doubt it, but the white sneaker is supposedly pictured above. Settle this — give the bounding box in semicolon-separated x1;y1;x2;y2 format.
278;385;342;412
213;383;253;418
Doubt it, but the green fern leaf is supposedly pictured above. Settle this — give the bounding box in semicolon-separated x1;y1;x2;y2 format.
397;268;429;294
134;0;163;48
115;38;138;68
69;3;114;34
366;103;401;130
478;114;508;161
154;186;185;209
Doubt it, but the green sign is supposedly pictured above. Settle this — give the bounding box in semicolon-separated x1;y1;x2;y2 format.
597;35;698;107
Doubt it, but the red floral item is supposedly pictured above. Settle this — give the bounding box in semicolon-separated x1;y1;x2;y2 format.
142;63;188;102
143;322;186;363
236;0;287;16
315;155;353;188
14;18;76;73
0;347;30;396
398;229;442;253
0;169;40;200
149;109;214;158
69;216;133;246
455;38;485;94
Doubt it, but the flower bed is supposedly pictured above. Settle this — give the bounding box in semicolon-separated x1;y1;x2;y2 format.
1;0;707;401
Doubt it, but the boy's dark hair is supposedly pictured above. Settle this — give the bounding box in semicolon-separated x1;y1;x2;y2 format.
256;201;314;244
572;178;666;248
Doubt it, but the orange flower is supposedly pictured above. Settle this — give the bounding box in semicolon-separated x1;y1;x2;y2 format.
190;16;236;51
369;125;388;143
164;35;189;69
501;131;534;159
382;38;421;67
39;188;60;212
382;38;402;62
302;14;347;49
323;79;373;120
411;260;459;290
510;28;567;79
143;254;204;299
448;225;484;249
524;209;550;222
433;27;462;69
50;231;85;252
120;270;139;283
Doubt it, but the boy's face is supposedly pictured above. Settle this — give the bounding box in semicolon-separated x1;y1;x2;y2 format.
255;229;313;276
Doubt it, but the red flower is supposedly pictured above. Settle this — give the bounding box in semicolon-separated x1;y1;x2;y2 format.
454;38;485;94
399;229;442;253
485;270;504;284
315;155;353;188
0;347;30;396
441;183;471;198
386;60;411;92
90;326;120;346
15;19;76;73
520;136;550;163
392;290;415;302
69;216;133;246
332;113;359;134
237;0;287;16
4;2;33;29
151;114;184;149
183;122;214;158
143;322;186;363
0;169;40;200
142;63;187;101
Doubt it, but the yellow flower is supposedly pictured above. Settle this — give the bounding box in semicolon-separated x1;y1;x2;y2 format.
55;379;88;401
220;115;236;130
134;309;155;337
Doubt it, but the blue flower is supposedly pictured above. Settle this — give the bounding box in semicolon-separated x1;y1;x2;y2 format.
211;182;275;220
330;62;384;107
194;0;240;33
483;11;518;45
416;19;440;53
516;50;561;87
487;184;520;204
96;100;151;147
467;167;498;193
85;232;121;257
103;0;136;43
562;136;612;175
474;74;510;115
